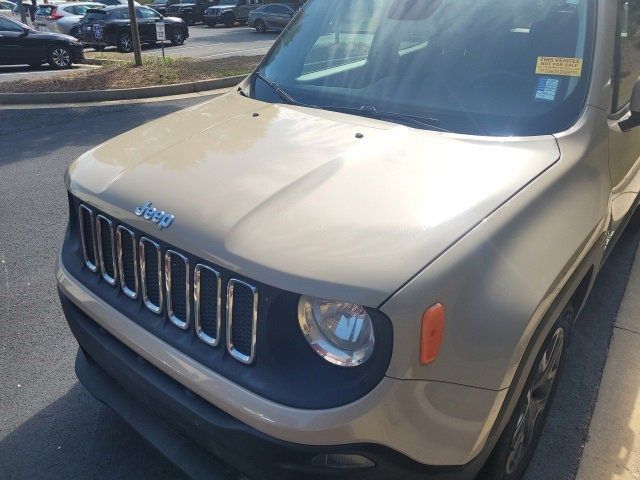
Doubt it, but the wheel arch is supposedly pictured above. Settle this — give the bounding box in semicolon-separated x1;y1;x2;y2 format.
455;232;604;478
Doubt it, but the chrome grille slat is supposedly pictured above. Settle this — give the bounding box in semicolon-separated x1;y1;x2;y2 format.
117;226;139;299
226;279;258;365
194;264;222;346
140;237;163;315
76;202;262;366
78;204;98;273
96;215;117;286
165;250;190;330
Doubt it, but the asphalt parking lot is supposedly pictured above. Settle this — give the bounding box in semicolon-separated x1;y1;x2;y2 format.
0;24;277;83
0;98;638;480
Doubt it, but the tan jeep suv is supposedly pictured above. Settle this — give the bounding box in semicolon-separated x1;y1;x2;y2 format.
57;1;640;479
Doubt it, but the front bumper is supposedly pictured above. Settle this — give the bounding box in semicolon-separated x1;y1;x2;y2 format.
70;44;84;62
203;13;223;23
57;258;505;479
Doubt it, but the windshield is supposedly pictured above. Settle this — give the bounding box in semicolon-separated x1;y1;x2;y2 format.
253;0;595;136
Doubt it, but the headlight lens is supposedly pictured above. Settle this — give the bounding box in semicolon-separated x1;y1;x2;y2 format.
298;295;375;367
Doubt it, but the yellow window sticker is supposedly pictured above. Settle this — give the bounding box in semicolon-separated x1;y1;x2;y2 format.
535;57;583;77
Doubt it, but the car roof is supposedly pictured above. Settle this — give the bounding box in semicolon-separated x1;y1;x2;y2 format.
55;2;104;5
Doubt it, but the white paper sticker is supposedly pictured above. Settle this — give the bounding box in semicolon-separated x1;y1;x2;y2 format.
535;77;560;102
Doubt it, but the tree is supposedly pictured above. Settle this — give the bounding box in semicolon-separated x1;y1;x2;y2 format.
126;0;143;67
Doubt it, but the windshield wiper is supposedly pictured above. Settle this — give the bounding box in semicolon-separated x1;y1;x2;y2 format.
323;105;451;133
254;71;302;106
249;79;450;133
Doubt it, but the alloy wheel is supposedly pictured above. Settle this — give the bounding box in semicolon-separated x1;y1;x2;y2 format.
505;327;565;475
120;34;132;52
172;30;184;45
51;47;71;68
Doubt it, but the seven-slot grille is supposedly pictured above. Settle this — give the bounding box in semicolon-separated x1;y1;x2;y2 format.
78;203;259;365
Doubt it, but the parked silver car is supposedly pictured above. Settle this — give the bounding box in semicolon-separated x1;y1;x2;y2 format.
248;2;293;32
34;2;103;35
58;1;640;480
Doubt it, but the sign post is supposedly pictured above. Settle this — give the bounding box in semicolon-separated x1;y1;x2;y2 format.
156;20;166;59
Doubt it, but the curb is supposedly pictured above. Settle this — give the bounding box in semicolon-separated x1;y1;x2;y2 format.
0;75;245;105
83;58;130;66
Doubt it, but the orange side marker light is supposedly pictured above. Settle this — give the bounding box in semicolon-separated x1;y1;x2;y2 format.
420;303;445;365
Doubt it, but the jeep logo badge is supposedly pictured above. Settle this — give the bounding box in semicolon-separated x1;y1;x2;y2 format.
135;201;174;230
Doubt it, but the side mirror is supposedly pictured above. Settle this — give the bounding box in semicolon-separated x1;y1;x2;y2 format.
20;27;29;36
620;79;640;132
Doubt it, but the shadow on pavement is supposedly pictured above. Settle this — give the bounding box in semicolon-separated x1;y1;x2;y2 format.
0;99;208;169
0;383;187;480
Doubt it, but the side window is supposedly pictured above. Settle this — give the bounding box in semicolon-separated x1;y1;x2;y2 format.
112;9;130;19
137;7;158;18
614;0;640;111
0;17;22;31
238;0;246;5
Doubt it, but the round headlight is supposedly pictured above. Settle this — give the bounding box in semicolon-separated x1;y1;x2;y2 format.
298;295;375;367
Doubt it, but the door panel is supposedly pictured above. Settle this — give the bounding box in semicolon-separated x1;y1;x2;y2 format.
0;17;29;64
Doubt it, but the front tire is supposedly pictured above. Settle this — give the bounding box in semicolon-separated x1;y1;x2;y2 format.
478;307;573;480
117;32;133;53
254;19;265;33
170;28;185;46
48;45;72;69
223;12;235;27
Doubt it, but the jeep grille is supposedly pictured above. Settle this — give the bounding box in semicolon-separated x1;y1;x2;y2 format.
77;203;258;365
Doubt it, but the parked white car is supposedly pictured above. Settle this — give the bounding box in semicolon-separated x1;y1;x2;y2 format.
34;2;103;35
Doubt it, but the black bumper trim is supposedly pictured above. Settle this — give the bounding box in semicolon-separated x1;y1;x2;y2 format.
60;291;477;480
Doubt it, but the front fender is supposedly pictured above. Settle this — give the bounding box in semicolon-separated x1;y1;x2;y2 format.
381;106;611;391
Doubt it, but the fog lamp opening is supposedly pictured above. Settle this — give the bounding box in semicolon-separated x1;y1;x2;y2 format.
311;453;375;469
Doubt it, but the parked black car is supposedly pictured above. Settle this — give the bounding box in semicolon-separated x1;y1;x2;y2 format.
164;0;218;25
147;0;168;15
203;0;262;28
76;5;188;52
0;15;84;68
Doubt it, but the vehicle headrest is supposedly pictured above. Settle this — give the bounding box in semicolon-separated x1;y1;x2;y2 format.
530;3;580;57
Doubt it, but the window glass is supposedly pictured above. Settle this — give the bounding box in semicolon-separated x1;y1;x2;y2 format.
256;0;595;137
615;0;640;111
36;5;54;15
137;7;158;18
302;3;383;74
0;16;22;31
272;5;289;13
84;10;106;20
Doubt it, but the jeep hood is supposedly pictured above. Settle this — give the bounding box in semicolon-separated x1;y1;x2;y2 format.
67;93;560;307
